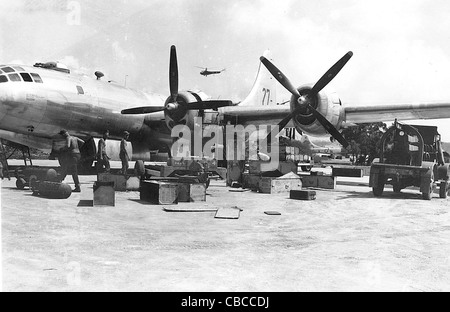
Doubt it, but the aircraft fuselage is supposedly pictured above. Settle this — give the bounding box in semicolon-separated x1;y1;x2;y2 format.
0;64;172;160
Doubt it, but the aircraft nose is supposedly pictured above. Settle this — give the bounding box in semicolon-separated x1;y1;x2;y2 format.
0;82;7;122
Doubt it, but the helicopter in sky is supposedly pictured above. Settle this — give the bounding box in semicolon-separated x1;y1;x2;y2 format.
195;66;226;77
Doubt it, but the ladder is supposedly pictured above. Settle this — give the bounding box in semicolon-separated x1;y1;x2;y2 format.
0;140;11;180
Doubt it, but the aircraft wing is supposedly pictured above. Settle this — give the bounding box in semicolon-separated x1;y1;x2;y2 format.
344;102;450;124
219;105;292;127
220;101;450;128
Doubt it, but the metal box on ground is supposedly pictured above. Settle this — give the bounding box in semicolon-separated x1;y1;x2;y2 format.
332;166;364;178
258;172;302;194
93;181;115;207
177;183;206;202
301;175;318;187
290;190;316;200
140;181;178;205
317;176;336;189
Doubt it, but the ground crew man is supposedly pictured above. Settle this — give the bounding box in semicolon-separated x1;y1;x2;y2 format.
120;131;130;176
97;130;110;173
59;129;84;192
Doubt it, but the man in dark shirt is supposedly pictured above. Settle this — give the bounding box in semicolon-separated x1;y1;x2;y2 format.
97;130;110;173
120;131;130;176
59;129;85;192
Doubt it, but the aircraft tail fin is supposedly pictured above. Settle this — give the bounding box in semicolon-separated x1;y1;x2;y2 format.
239;50;278;107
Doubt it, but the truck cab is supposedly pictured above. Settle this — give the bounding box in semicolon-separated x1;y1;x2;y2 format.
369;122;449;200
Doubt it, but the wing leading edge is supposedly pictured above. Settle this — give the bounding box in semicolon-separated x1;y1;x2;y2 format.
344;101;450;124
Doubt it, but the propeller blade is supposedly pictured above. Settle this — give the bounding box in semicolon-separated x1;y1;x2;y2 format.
308;105;349;148
260;56;300;97
121;106;165;115
276;104;306;132
310;51;353;95
187;100;234;110
169;45;179;102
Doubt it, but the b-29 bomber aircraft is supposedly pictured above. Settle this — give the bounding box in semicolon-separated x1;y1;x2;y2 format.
1;45;450;172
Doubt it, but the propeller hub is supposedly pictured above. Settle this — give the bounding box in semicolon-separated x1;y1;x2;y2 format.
166;103;179;111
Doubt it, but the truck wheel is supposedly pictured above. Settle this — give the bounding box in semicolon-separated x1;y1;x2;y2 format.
16;178;26;190
301;166;311;172
439;181;448;199
422;180;434;200
373;180;384;197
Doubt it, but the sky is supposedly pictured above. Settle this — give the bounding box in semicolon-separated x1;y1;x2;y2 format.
1;0;450;140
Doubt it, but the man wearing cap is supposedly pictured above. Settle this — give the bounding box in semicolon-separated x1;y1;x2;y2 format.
96;130;110;173
59;129;85;192
120;131;130;176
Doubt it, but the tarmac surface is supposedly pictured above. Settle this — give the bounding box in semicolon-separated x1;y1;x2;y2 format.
1;161;450;292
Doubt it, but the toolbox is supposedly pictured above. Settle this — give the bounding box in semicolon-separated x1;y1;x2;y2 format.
290;190;316;201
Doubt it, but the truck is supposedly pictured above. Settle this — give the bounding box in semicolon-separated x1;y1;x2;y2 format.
369;122;449;200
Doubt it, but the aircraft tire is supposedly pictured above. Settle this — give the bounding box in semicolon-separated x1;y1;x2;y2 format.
38;181;72;199
46;169;58;181
16;178;26;190
29;175;38;192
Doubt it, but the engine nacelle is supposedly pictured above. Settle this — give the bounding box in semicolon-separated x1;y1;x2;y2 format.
164;90;210;131
291;84;346;136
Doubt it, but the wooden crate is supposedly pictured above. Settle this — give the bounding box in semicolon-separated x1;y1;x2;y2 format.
93;181;115;207
258;172;302;194
177;183;206;202
249;160;297;175
290;190;316;201
98;173;141;191
98;173;126;191
140;181;178;205
301;176;318;187
317;176;336;189
242;173;260;190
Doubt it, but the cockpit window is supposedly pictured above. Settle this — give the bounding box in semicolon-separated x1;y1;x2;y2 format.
0;75;8;83
2;67;15;73
8;73;21;82
20;73;33;82
13;66;25;72
30;73;43;83
76;85;84;95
